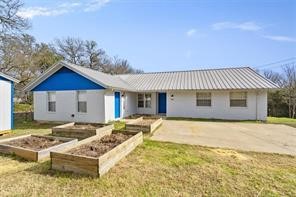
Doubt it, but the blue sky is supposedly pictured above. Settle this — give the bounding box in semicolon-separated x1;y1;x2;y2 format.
19;0;296;72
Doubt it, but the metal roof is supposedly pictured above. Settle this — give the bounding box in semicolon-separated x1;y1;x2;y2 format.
118;67;279;91
0;72;19;83
24;61;278;92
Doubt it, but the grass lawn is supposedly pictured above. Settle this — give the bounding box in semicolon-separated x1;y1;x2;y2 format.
267;117;296;128
14;103;33;112
0;120;295;196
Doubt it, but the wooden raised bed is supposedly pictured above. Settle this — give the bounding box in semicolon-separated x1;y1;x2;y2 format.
0;135;78;162
52;122;114;140
51;130;143;177
125;117;163;133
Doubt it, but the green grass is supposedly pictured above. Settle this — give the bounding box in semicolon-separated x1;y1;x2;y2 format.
14;103;33;112
111;121;126;130
267;117;296;128
0;119;295;196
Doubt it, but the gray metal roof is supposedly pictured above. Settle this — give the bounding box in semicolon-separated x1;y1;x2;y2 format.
118;67;278;91
24;61;278;92
0;72;19;83
63;62;133;90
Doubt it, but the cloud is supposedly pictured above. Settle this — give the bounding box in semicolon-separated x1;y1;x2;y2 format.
17;0;110;19
263;35;296;42
186;29;197;37
84;0;110;12
212;21;262;31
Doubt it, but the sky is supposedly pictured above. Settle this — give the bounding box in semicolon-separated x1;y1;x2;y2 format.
19;0;296;72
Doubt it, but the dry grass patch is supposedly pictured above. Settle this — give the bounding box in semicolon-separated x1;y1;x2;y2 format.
0;139;295;196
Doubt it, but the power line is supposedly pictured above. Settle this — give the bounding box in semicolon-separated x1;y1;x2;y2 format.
254;57;296;69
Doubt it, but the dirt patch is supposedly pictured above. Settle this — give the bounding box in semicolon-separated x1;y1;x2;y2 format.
68;133;133;157
136;119;156;126
3;136;63;151
211;149;249;160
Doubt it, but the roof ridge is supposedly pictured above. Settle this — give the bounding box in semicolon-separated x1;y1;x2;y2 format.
116;66;251;76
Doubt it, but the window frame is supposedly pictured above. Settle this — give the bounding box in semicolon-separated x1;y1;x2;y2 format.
138;93;144;108
47;91;56;113
138;93;152;108
230;92;247;107
145;93;152;108
196;92;212;107
77;91;87;113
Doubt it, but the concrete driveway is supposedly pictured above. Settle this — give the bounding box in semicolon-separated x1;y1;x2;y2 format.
151;120;296;155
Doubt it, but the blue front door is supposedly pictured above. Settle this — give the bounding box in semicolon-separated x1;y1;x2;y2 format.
158;93;167;114
115;92;120;118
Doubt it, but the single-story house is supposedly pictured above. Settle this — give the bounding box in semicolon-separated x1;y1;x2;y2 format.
0;72;19;131
24;61;278;123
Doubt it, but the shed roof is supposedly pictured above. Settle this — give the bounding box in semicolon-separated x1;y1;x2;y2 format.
24;61;278;92
0;72;19;83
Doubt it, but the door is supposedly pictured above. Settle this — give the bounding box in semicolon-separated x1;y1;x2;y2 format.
158;93;167;114
114;92;121;118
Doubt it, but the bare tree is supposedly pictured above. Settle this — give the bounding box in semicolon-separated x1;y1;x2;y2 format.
0;0;29;36
55;37;85;65
282;63;296;118
84;40;106;70
263;70;284;87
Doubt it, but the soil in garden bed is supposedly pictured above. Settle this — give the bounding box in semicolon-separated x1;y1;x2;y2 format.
67;133;133;157
3;136;63;151
66;123;106;130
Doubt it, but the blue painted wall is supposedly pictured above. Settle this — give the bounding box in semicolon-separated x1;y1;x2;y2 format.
114;92;121;118
33;67;105;91
158;93;167;113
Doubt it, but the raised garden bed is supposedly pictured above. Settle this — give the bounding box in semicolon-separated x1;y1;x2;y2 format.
52;122;114;140
0;135;78;161
51;130;143;177
125;117;163;133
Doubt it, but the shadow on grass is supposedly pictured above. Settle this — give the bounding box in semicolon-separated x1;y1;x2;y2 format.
23;159;98;179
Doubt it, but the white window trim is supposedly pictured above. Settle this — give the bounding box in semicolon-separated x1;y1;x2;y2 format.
138;93;152;108
229;92;248;108
196;92;212;107
47;91;56;113
77;91;87;114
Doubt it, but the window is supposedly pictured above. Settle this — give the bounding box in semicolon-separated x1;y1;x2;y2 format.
145;94;152;108
138;93;151;108
138;94;144;108
47;92;56;112
77;91;87;113
230;92;247;107
196;92;211;106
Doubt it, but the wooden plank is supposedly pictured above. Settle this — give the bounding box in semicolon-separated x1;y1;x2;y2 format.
0;135;78;162
50;131;143;177
0;144;38;161
51;152;98;176
98;132;143;176
52;122;114;140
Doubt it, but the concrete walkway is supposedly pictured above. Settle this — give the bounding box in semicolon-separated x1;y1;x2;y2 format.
151;120;296;155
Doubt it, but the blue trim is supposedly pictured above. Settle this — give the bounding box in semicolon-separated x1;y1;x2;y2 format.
11;82;14;129
0;76;11;82
32;67;105;91
158;93;167;113
114;92;121;118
